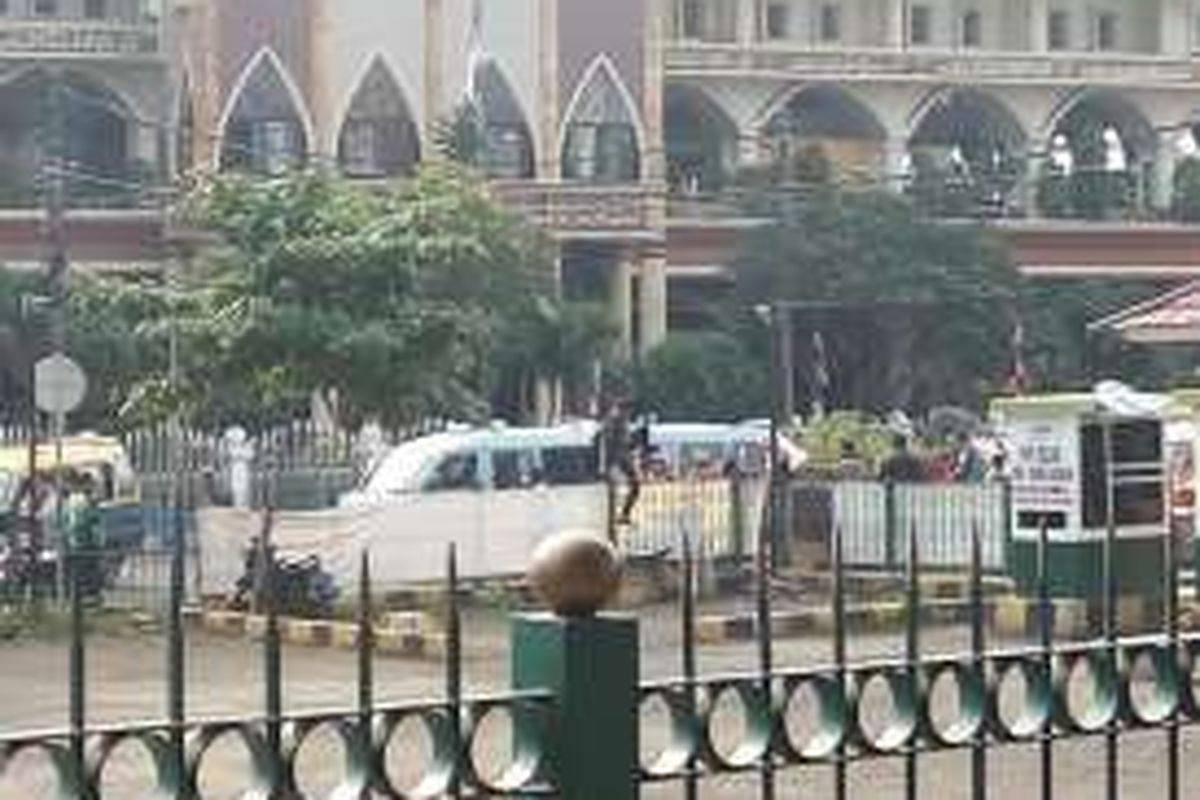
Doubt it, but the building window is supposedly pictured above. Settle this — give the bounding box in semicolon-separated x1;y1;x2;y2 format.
0;0;8;16
961;10;982;47
819;4;841;42
253;120;302;176
1095;12;1118;50
84;0;105;19
680;0;702;38
34;0;56;16
1048;10;1070;50
910;5;932;45
766;2;789;39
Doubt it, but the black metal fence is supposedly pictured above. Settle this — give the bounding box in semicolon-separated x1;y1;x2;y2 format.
1;508;1197;798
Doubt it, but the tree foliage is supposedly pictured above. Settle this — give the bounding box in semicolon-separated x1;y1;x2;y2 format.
60;167;611;431
734;187;1019;412
637;331;768;422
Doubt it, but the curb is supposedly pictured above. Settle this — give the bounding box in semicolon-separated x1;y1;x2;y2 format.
696;598;984;645
193;608;446;659
695;596;1200;645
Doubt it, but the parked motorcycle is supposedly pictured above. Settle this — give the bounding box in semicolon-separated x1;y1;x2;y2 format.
232;540;338;618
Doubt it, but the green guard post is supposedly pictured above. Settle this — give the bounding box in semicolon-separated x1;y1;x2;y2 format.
513;612;639;800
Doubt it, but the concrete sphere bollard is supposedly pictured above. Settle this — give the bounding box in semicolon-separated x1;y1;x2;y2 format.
529;531;622;617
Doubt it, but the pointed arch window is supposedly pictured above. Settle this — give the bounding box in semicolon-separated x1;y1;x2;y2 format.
562;59;641;183
961;10;982;48
472;61;535;179
337;59;420;178
220;51;308;175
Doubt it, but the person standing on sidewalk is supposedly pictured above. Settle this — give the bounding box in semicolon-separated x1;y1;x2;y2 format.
600;398;642;525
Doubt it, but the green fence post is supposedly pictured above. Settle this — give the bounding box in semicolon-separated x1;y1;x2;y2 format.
512;612;639;800
884;480;898;571
730;471;746;560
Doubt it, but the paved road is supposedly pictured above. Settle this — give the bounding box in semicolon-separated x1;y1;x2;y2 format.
1;601;1198;799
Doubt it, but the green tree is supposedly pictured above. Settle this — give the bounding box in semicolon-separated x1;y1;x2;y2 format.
1173;157;1200;222
735;188;1019;413
73;166;607;430
638;331;768;422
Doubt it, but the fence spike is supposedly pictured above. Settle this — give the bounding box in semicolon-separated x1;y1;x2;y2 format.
1037;520;1053;800
681;530;698;800
905;519;920;800
755;475;775;800
447;543;463;800
68;535;87;799
970;521;986;800
832;524;847;800
261;536;284;795
1101;424;1118;800
166;471;187;795
357;550;374;799
1166;510;1181;800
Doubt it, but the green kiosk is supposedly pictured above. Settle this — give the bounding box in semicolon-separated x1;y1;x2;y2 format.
992;383;1168;600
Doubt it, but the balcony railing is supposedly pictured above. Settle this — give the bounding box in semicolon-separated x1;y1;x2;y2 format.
0;19;159;56
491;181;662;237
666;43;1196;83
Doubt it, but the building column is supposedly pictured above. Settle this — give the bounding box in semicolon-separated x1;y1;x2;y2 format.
1020;142;1047;217
638;246;668;355
643;0;667;183
193;0;221;170
611;254;634;359
308;0;338;163
1028;0;1048;51
537;0;560;179
1153;129;1180;212
883;137;910;192
423;0;446;157
1161;0;1191;57
738;131;765;169
737;0;760;45
886;0;906;48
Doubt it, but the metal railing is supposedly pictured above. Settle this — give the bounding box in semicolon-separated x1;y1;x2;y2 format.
621;475;1012;572
0;19;159;55
490;181;662;235
0;547;556;798
665;42;1196;83
0;512;1198;797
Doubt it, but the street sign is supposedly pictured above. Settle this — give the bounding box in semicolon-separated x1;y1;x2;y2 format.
34;352;87;415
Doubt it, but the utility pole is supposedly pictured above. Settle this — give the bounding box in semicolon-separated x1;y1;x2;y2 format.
45;70;68;355
42;70;69;601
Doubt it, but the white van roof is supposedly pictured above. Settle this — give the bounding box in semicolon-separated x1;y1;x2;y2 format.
362;421;600;494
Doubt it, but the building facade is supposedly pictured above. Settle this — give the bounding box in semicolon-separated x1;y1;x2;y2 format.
5;0;1200;352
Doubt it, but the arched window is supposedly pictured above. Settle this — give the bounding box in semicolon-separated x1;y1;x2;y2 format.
337;58;420;178
561;58;641;183
961;10;982;47
220;50;309;175
0;71;134;206
473;61;535;179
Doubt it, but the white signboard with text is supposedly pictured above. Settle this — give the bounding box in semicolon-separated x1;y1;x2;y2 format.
1005;418;1079;540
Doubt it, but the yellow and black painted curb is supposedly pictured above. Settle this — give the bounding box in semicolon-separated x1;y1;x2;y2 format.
193;608;446;659
695;599;977;645
695;596;1200;645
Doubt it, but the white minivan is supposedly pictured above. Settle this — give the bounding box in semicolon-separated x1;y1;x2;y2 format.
241;420;781;591
340;420;602;507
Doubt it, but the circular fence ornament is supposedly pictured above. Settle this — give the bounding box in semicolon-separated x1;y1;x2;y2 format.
529;531;621;617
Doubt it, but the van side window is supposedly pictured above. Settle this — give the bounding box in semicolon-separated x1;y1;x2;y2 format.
493;450;539;490
425;453;480;492
543;446;599;486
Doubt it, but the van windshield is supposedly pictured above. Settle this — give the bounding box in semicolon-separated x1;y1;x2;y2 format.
363;439;449;494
